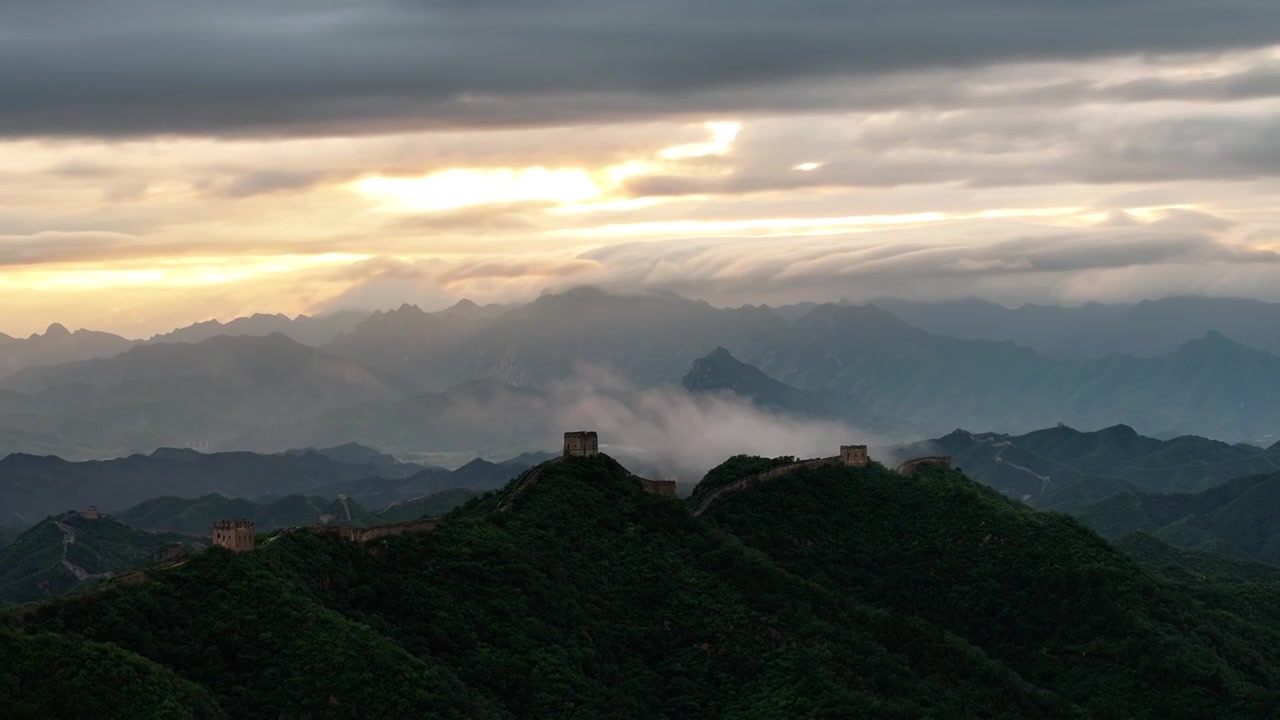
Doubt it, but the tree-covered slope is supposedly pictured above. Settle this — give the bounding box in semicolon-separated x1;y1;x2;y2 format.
1114;532;1280;585
0;513;201;605
696;460;1280;718
375;489;480;523
5;455;1279;717
0;623;223;719
1078;472;1280;565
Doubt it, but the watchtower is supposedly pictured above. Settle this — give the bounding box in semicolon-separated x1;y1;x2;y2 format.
840;445;869;467
563;431;600;457
212;519;255;551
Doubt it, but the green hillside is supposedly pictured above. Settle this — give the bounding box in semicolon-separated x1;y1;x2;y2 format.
0;624;222;718
4;456;1278;718
1078;472;1280;565
375;489;480;523
117;494;265;535
0;513;202;606
120;493;398;535
120;489;477;536
1115;532;1280;585
695;460;1280;717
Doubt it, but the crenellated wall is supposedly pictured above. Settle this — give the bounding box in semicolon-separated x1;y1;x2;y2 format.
693;456;845;517
638;477;678;497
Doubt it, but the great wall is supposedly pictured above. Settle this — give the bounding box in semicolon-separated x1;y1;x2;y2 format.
207;431;951;550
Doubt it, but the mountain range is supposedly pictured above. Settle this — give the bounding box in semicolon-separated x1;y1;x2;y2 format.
4;454;1278;717
0;443;517;528
0;486;483;606
1078;472;1280;566
878;295;1280;359
894;423;1280;512
0;511;201;606
3;290;1280;462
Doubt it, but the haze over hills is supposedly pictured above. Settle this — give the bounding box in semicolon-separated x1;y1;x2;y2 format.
878;296;1280;359
0;333;420;459
146;310;368;347
0;446;434;527
896;424;1280;512
5;454;1279;717
3;291;1280;463
0;323;136;379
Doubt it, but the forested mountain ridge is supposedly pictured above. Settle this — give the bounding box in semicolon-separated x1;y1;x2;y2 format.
1078;472;1280;566
4;454;1277;718
0;512;200;606
0;446;436;528
896;423;1280;510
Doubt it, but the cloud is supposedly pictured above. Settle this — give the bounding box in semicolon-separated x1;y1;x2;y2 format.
619;108;1280;199
3;1;1280;137
433;362;880;482
0;231;140;266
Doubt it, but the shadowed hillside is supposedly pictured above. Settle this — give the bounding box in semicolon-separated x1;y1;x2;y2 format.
4;453;1278;717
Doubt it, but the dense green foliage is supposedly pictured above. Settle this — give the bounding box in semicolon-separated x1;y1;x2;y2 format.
0;513;201;605
0;622;224;719
698;460;1280;717
5;455;1279;717
1079;472;1280;565
1116;532;1280;585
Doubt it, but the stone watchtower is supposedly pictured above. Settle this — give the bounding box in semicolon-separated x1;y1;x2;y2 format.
212;519;255;552
840;445;869;467
563;431;600;457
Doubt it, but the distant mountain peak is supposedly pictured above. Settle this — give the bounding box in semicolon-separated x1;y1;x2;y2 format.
1173;329;1261;358
1097;424;1139;439
683;347;824;416
43;323;70;337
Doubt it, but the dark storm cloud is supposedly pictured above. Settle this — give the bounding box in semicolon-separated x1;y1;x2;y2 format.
3;0;1280;138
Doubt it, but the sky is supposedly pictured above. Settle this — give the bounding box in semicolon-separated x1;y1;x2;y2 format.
3;0;1280;338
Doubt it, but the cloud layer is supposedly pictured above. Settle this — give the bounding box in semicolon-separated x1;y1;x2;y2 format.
5;1;1280;137
1;3;1279;336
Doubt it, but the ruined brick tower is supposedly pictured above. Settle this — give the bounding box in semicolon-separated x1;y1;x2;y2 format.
840;445;869;467
212;519;255;551
563;431;600;457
